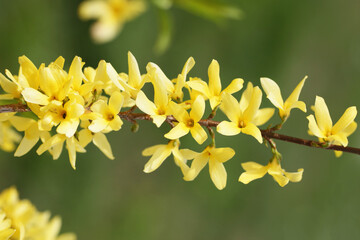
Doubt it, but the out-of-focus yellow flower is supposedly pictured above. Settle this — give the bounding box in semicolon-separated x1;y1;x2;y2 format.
0;113;21;152
217;83;274;143
239;159;303;187
307;96;357;147
187;59;244;109
261;76;307;120
142;140;193;175
184;145;235;190
88;91;124;133
0;210;15;240
164;95;207;144
78;0;146;44
0;187;76;240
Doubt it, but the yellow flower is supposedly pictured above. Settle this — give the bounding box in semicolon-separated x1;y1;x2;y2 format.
142;140;192;175
0;187;76;240
78;0;146;43
307;96;357;147
170;57;195;102
9;116;51;157
186;59;244;109
0;210;15;240
78;120;115;160
38;95;85;138
0;114;21;152
184;145;235;190
135;69;171;127
260;76;307;120
88;91;124;133
164;95;207;144
37;134;86;169
239;159;304;187
216;82;274;143
0;56;39;100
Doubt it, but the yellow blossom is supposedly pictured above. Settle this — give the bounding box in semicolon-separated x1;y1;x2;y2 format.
170;57;195;102
0;56;39;100
164;95;207;144
135;69;171;127
307;96;357;147
216;83;274;143
0;187;76;240
78;120;115;159
37;134;86;169
142;140;193;175
88;91;124;133
9;116;51;157
38;95;85;138
239;159;303;187
78;0;146;43
184;145;235;190
186;59;244;109
0;114;21;152
260;76;307;120
0;210;15;240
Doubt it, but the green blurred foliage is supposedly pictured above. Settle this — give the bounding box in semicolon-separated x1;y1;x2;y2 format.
0;0;360;239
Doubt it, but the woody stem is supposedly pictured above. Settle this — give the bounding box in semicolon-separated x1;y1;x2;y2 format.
1;103;360;155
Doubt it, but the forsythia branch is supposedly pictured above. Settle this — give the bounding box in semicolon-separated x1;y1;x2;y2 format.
1;103;359;155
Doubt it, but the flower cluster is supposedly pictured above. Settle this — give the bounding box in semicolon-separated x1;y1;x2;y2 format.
0;187;75;240
0;53;357;190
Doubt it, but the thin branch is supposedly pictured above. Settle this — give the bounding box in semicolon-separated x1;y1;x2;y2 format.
1;103;360;155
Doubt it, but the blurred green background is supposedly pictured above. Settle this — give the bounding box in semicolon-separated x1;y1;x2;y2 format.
1;0;360;239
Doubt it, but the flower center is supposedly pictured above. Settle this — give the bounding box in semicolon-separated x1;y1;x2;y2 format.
238;120;246;128
186;119;194;128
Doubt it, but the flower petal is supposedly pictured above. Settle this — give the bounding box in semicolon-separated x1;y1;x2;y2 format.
243;86;262;122
220;92;241;123
332;106;357;134
184;152;209;181
190;123;207;144
253;108;275;126
135;91;157;116
241;122;263;143
186;79;210;98
109;91;124;114
285;76;307;108
22;88;49;105
143;146;172;173
164;123;189;140
209;147;235;163
314;96;333;133
284;168;304;182
217;121;241;136
307;115;326;138
208;60;222;97
88;118;108;133
209;159;227;190
260;77;284;109
223;78;244;95
190;95;205;122
93;132;114;159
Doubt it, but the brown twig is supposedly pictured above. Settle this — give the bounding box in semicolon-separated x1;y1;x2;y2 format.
2;103;360;155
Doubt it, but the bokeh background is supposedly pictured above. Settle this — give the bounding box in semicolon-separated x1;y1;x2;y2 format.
1;0;360;239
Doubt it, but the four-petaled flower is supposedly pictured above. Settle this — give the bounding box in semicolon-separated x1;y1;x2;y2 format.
239;159;304;187
187;59;244;109
261;76;307;121
216;83;274;143
184;145;235;190
164;95;207;144
307;96;357;148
